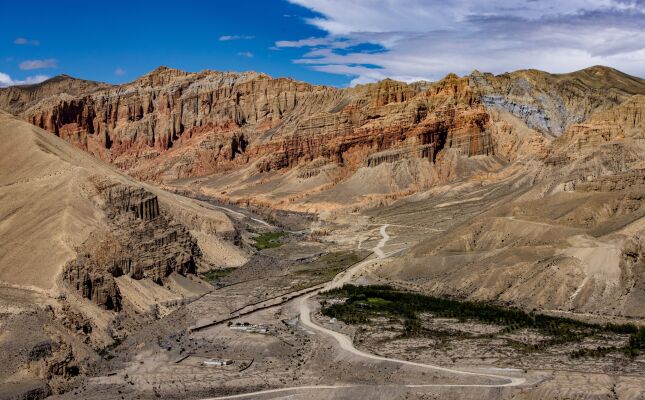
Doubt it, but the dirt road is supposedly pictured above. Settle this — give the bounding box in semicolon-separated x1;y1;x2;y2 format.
204;224;526;399
211;204;272;227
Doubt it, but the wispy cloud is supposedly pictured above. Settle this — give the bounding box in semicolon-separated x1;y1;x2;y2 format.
0;72;49;87
219;35;255;41
14;37;40;46
19;59;58;70
237;51;254;58
114;68;126;76
283;0;645;85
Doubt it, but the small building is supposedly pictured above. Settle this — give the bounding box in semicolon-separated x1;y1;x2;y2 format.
229;323;270;334
204;359;233;367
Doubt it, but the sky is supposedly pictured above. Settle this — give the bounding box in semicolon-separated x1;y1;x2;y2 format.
1;0;644;88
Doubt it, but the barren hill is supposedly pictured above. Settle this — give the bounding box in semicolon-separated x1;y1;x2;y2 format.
2;66;643;212
1;65;645;399
371;93;645;318
474;66;645;136
0;110;242;293
0;74;110;115
0;110;246;395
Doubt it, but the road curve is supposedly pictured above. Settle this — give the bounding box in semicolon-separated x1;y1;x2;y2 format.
212;204;272;227
373;224;389;258
299;224;525;387
328;224;390;289
205;224;526;399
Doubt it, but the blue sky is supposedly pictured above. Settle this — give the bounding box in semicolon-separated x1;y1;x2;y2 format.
0;0;347;86
1;0;644;87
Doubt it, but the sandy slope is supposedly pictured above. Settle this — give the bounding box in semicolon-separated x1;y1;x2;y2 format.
0;110;243;293
0;110;104;291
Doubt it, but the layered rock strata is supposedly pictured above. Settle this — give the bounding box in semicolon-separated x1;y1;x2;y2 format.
1;65;643;209
471;66;645;135
0;68;494;185
63;180;202;310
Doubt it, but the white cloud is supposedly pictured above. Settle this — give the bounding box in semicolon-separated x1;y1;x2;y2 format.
237;51;254;58
14;37;40;46
283;0;645;85
19;59;58;70
0;72;49;87
219;35;255;41
114;68;126;76
276;37;341;48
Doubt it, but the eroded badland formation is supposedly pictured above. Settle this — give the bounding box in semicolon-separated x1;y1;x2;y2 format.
0;65;644;399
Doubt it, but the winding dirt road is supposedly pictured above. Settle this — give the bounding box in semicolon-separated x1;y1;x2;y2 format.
211;204;272;227
205;224;526;399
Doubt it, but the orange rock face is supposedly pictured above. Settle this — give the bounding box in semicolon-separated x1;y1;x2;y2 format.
3;67;494;185
3;65;642;210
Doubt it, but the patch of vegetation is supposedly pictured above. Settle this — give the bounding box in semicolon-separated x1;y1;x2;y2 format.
290;251;371;291
321;285;644;356
568;328;645;358
367;297;392;306
299;251;368;279
253;231;288;250
570;346;622;359
202;267;236;284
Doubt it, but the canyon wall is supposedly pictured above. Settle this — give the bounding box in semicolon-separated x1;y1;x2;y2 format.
2;66;643;209
63;180;202;310
0;68;492;183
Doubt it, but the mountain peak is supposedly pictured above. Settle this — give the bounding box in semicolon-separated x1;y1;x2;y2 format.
43;74;77;83
148;65;179;74
581;65;621;74
134;66;193;86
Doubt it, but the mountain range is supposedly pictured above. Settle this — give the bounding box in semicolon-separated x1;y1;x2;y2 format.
0;65;644;399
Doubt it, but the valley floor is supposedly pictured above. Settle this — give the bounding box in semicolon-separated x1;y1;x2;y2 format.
41;197;645;400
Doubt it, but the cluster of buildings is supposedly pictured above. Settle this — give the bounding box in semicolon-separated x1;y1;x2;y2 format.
228;322;270;334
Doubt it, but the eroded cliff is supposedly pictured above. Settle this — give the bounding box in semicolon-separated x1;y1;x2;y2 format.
1;65;643;212
63;180;203;310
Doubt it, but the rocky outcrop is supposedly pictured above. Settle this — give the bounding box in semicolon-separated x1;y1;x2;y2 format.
0;75;109;115
471;66;645;136
0;67;495;187
548;94;645;163
2;65;643;210
63;180;202;310
573;169;645;192
104;185;160;221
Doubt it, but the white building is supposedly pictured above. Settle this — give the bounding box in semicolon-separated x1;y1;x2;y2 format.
204;359;233;366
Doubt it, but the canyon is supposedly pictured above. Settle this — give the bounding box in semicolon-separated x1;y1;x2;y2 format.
0;65;644;399
0;110;244;397
2;65;642;212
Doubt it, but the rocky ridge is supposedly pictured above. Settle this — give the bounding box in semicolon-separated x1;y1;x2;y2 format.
2;66;642;212
63;179;203;311
0;74;110;115
0;110;244;396
471;66;645;136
